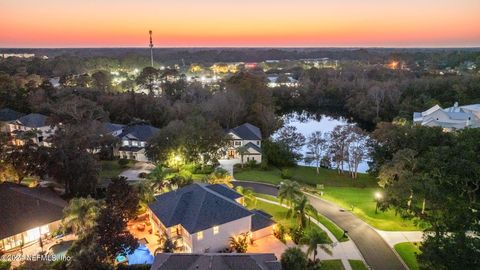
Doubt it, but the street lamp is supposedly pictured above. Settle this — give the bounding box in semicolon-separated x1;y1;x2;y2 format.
375;192;383;214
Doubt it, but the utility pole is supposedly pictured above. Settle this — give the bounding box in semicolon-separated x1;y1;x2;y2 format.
149;30;154;67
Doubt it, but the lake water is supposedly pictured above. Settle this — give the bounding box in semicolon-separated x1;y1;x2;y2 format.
275;113;370;173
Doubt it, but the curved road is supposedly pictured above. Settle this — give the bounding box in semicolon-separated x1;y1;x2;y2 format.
233;181;406;270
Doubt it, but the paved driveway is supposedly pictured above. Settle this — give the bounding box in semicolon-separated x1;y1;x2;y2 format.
120;162;155;181
218;159;239;177
233;181;407;270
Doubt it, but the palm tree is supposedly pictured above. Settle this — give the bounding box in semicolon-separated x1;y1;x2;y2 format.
148;166;168;193
158;233;180;253
137;181;155;210
62;197;100;236
229;232;249;253
236;146;248;168
288;195;317;229
278;180;302;207
306;229;331;261
235;186;257;206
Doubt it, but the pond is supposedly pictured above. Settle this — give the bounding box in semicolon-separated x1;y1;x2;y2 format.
276;113;370;173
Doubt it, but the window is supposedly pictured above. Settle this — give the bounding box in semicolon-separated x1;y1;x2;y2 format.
122;140;130;146
213;226;219;235
256;141;260;145
131;141;138;146
235;141;242;146
197;231;203;240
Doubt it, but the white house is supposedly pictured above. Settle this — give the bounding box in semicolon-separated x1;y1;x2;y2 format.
6;113;55;146
114;124;159;161
224;123;262;164
147;183;275;253
413;102;480;131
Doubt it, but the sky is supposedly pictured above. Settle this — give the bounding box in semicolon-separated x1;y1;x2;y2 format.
1;0;480;48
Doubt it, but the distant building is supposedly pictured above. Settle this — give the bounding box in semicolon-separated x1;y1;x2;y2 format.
114;124;159;161
148;183;275;253
267;75;299;88
413;102;480;131
150;253;281;270
0;108;24;133
3;112;55;146
0;53;35;59
223;123;262;163
0;183;66;252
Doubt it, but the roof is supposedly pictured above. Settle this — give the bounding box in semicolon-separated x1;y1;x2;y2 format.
204;184;242;200
244;142;262;153
16;113;48;128
0;108;23;122
251;210;275;231
229;123;262;140
102;122;125;133
118;124;159;141
0;183;66;239
150;253;281;270
148;183;253;234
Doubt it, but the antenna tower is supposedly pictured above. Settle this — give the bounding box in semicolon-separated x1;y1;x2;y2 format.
149;30;154;67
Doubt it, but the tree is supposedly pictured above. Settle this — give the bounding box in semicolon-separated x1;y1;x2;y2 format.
4;136;48;184
158;232;180;253
235;186;257;207
329;125;350;174
345;125;368;179
278;180;302;207
92;70;113;92
305;229;331;261
288;195;317;229
280;247;308;270
306;131;328;175
276;125;305;159
204;168;233;188
95;177;139;262
229;232;250;253
136;67;160;94
236;146;248;168
62;197;100;237
262;139;297;167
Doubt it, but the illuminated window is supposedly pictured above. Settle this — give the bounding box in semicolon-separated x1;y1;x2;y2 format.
197;231;203;240
213;226;219;235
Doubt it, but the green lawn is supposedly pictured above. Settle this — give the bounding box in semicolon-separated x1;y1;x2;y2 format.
249;199;332;244
394;242;421;270
99;160;137;179
253;193;348;242
235;166;419;231
234;166;377;188
321;187;418;231
319;260;345;270
349;260;368;270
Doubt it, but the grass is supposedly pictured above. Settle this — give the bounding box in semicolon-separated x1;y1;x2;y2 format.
234;166;377;188
235;166;419;231
249;199;332;244
253;193;348;242
394;242;421;270
349;260;368;270
99;160;136;179
321;187;418;231
319;260;345;270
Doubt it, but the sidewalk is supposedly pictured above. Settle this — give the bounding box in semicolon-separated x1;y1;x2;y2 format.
375;230;424;248
256;197;365;270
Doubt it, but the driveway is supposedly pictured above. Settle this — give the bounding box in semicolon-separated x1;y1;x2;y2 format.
218;159;239;177
233;181;407;270
120;162;155;181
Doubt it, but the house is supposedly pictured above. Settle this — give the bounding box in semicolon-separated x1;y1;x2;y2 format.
150;253;281;270
0;108;24;133
147;183;275;253
224;123;262;163
413;102;480;131
267;75;299;88
114;124;159;161
6;113;55;146
0;183;66;252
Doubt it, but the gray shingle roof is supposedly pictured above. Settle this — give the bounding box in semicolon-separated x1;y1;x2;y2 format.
148;183;253;234
244;142;262;153
229;123;262;140
204;184;242;200
17;113;48;128
118;124;159;141
0;183;66;239
150;253;281;270
102;122;125;133
0;108;23;122
251;210;275;231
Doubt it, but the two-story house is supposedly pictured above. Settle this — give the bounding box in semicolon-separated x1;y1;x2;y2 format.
115;124;160;161
413;102;480;131
148;183;275;253
224;123;262;163
7;113;55;146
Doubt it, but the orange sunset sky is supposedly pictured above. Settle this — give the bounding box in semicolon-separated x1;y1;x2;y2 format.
1;0;480;48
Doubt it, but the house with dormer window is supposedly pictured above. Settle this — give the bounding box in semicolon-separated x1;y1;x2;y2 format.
114;124;159;161
224;123;262;163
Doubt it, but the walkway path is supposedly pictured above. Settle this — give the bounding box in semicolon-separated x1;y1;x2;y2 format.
376;230;424;248
256;197;365;270
234;180;408;270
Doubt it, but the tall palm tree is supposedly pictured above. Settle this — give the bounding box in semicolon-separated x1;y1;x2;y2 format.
236;146;249;168
278;180;302;207
62;197;100;236
235;186;257;207
306;229;331;261
288;195;317;229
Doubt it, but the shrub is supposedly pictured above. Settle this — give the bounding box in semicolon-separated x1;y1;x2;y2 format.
289;225;305;245
281;169;292;179
0;261;11;270
260;159;269;170
118;158;129;168
273;224;287;243
194;165;214;175
138;172;148;178
247;159;257;168
280;247;308;270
